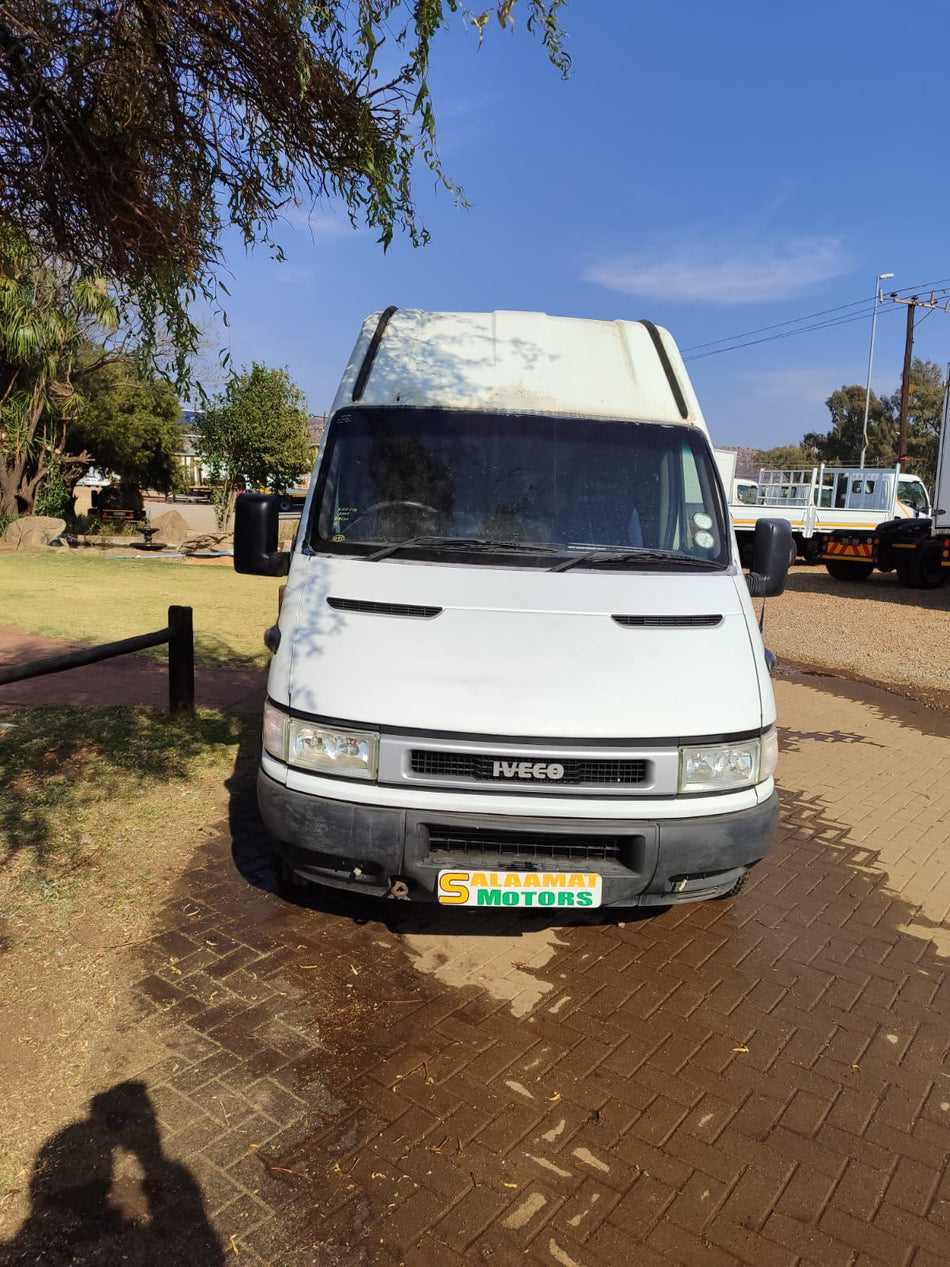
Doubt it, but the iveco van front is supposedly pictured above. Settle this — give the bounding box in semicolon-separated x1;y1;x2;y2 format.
237;309;789;908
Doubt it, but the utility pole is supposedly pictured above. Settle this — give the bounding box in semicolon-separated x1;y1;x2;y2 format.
889;293;946;464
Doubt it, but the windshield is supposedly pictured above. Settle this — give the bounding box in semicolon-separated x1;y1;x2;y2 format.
897;478;930;515
308;408;730;568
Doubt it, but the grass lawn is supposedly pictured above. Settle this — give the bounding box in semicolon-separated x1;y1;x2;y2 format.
0;552;285;667
0;705;258;936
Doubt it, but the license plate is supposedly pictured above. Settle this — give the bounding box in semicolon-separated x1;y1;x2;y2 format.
437;869;602;908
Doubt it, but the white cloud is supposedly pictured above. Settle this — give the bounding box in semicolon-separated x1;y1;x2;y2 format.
583;238;851;304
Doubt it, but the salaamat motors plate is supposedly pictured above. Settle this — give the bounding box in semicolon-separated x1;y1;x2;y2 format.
437;869;602;908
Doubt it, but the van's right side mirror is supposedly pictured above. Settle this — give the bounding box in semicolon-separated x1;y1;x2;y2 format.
234;493;290;577
746;518;791;597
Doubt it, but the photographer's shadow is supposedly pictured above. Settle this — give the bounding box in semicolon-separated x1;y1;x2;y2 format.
0;1081;223;1266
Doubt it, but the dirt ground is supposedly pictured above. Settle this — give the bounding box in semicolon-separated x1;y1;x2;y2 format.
767;563;950;713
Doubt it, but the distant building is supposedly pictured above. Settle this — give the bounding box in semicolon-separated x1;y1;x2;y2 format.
172;410;328;490
175;410;206;488
307;415;327;452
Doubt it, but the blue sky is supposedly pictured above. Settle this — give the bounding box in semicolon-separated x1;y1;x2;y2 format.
200;0;950;451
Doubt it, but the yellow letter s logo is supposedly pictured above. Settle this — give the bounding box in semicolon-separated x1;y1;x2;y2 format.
438;873;470;904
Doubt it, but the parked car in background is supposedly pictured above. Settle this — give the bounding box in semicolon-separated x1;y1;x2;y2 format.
76;467;112;487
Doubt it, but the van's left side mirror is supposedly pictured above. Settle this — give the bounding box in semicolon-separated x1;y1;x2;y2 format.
234;493;290;577
746;518;791;597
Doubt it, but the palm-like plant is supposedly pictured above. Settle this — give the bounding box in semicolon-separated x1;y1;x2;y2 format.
0;231;118;517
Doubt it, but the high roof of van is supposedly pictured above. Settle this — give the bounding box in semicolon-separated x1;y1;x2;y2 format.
330;308;707;430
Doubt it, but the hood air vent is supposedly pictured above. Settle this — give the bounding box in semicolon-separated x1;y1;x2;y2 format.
612;614;723;628
327;597;442;619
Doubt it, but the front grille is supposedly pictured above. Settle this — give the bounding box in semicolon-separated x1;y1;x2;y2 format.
612;614;722;628
326;597;441;618
410;751;648;786
426;827;624;861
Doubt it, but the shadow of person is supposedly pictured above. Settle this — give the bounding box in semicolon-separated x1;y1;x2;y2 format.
0;1081;224;1266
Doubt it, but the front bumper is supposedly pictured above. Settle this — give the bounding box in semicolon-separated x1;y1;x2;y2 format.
257;768;780;907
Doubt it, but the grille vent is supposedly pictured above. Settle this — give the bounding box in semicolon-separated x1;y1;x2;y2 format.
612;614;722;628
326;597;441;618
411;751;647;786
426;827;624;862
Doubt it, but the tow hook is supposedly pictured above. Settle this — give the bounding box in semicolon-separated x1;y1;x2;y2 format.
388;877;411;900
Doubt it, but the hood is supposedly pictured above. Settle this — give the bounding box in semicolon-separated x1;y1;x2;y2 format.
268;556;766;740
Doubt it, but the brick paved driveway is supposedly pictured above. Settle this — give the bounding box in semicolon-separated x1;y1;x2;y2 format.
3;670;950;1266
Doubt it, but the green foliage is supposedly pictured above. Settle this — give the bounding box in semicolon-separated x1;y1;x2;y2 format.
802;385;897;468
68;354;185;495
0;2;569;381
785;358;946;492
888;358;945;491
754;443;820;469
33;452;70;517
197;363;313;529
0;228;119;516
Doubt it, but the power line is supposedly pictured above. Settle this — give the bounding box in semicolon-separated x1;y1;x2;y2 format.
680;276;950;361
684;306;903;361
681;296;876;352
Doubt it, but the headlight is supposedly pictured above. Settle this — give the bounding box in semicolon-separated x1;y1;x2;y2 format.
678;729;776;793
295;720;379;778
263;704;379;779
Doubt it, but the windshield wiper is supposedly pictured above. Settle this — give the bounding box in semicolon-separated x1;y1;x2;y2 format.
366;536;555;561
550;548;723;573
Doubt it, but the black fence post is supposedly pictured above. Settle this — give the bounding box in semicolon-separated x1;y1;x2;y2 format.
167;605;195;715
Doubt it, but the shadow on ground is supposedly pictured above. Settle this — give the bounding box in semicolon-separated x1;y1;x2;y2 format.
0;1082;223;1266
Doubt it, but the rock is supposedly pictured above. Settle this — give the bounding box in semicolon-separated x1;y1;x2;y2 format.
148;509;191;546
4;515;67;550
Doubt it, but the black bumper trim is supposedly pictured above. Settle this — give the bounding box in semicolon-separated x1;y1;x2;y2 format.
257;769;780;908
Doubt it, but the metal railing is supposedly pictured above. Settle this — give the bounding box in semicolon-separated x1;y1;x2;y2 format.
0;606;195;714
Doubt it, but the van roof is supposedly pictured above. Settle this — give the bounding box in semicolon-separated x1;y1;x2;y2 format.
330;308;706;429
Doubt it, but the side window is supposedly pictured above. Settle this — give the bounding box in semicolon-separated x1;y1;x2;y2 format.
677;443;719;555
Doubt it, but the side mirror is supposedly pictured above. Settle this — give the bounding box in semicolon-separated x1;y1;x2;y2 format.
746;518;791;597
234;493;290;577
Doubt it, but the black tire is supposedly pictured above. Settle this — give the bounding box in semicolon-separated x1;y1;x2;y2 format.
788;537;798;568
825;560;874;582
275;853;308;892
896;554;916;587
904;538;948;589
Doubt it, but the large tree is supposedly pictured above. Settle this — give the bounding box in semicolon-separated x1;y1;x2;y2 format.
887;358;945;491
67;355;185;497
802;385;897;469
0;2;568;376
754;443;820;470
0;230;118;517
197;363;313;530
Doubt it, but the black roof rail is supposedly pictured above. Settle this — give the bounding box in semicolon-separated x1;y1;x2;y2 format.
638;319;689;420
352;306;398;402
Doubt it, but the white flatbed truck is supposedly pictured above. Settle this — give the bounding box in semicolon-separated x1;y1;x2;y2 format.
714;451;930;568
822;385;950;587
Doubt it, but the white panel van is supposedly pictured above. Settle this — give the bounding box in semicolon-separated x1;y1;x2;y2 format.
235;309;790;909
